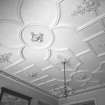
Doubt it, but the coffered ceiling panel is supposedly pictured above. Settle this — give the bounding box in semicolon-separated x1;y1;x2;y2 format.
87;32;105;56
21;0;58;26
52;27;88;54
0;0;105;99
31;75;52;86
77;51;99;72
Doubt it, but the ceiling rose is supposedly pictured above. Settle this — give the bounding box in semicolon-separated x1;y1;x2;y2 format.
71;71;92;82
21;25;54;49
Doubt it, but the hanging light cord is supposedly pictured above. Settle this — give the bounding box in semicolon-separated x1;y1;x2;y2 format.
63;61;68;97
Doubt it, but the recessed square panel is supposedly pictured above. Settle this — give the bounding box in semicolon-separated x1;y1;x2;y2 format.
52;27;88;54
14;65;45;82
5;60;32;73
32;75;52;86
39;80;63;91
78;51;99;72
87;33;105;56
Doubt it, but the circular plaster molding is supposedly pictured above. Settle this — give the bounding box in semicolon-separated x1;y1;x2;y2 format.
71;71;92;82
17;0;24;24
51;1;61;27
21;25;55;49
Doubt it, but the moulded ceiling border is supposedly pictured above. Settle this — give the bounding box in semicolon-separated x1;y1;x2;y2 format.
0;70;59;99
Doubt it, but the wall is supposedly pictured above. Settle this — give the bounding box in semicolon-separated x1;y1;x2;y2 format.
0;73;58;105
59;86;105;105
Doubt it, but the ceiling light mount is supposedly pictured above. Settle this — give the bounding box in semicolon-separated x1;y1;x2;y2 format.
21;25;54;49
62;59;70;97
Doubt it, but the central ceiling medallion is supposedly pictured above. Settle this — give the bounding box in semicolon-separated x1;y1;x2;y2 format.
31;32;44;43
21;25;54;49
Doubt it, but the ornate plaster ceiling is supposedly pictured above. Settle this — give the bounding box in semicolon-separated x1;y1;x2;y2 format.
0;0;105;98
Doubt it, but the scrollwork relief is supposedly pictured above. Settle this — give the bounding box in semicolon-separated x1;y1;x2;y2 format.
0;53;12;63
31;32;44;43
72;0;100;16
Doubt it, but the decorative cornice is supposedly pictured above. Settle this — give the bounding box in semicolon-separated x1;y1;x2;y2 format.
0;70;58;99
60;84;105;101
